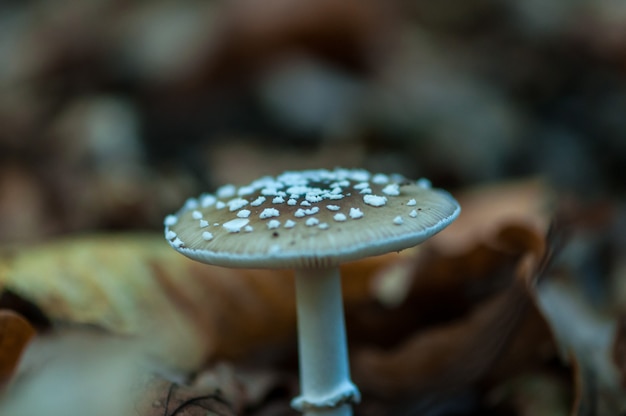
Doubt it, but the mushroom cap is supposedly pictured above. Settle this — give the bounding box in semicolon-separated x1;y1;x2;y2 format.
164;169;460;269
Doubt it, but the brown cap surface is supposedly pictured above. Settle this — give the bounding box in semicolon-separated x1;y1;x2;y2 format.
165;169;460;268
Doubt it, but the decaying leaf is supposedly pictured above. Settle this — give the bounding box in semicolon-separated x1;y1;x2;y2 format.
344;179;557;403
430;178;553;254
0;310;35;386
1;327;298;416
486;372;571;416
352;222;554;398
527;204;626;416
537;274;626;416
0;330;149;416
0;234;293;370
613;314;626;390
137;362;296;416
0;233;394;372
3;178;621;416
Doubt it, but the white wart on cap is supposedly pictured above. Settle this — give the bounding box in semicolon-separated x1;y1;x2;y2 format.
164;168;460;269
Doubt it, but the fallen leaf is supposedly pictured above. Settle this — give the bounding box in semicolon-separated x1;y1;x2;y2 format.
138;362;296;416
351;222;554;398
0;330;149;416
0;234;293;370
486;372;570;416
536;274;626;416
612;314;626;390
430;178;553;254
521;202;626;416
0;233;394;372
0;311;35;386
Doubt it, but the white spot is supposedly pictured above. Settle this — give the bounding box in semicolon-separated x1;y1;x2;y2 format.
304;207;319;215
364;194;387;207
359;188;372;194
267;219;281;229
251;196;266;206
244;225;254;232
349;170;370;182
294;209;305;218
228;198;249;211
300;200;311;206
286;185;310;195
326;205;340;211
407;199;417;206
331;169;350;180
305;217;320;227
172;237;184;248
287;198;297;206
199;220;209;228
260;208;280;219
223;218;250;233
164;215;178;226
192;210;203;220
202;231;214;241
200;194;216;207
165;230;177;240
330;187;343;195
327;194;344;200
184;198;199;210
215;201;226;209
333;213;347;222
273;196;285;204
261;187;279;196
349;208;364;219
372;174;389;184
237;186;255;196
409;209;418;218
306;194;323;203
284;219;296;228
252;176;278;190
393;216;404;225
237;209;251;218
318;223;329;230
353;182;370;190
216;184;236;199
417;178;432;189
213;223;220;226
331;180;349;188
382;184;400;196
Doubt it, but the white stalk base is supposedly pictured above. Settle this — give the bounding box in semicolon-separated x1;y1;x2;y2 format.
291;267;360;416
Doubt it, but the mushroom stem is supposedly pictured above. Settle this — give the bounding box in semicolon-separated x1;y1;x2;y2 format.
291;266;360;415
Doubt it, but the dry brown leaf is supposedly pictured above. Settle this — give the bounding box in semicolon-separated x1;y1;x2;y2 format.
1;327;296;416
430;178;553;254
612;314;626;390
486;372;571;416
352;222;554;397
0;233;394;371
0;235;291;369
515;202;626;416
536;274;626;416
137;362;295;416
0;330;151;416
0;310;35;386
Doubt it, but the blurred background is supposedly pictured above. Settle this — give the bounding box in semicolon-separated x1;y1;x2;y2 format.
1;0;625;244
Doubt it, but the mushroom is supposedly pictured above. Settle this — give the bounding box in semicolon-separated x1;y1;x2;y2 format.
164;168;460;415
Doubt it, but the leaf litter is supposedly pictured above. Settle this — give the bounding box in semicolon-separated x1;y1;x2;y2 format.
0;179;624;415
